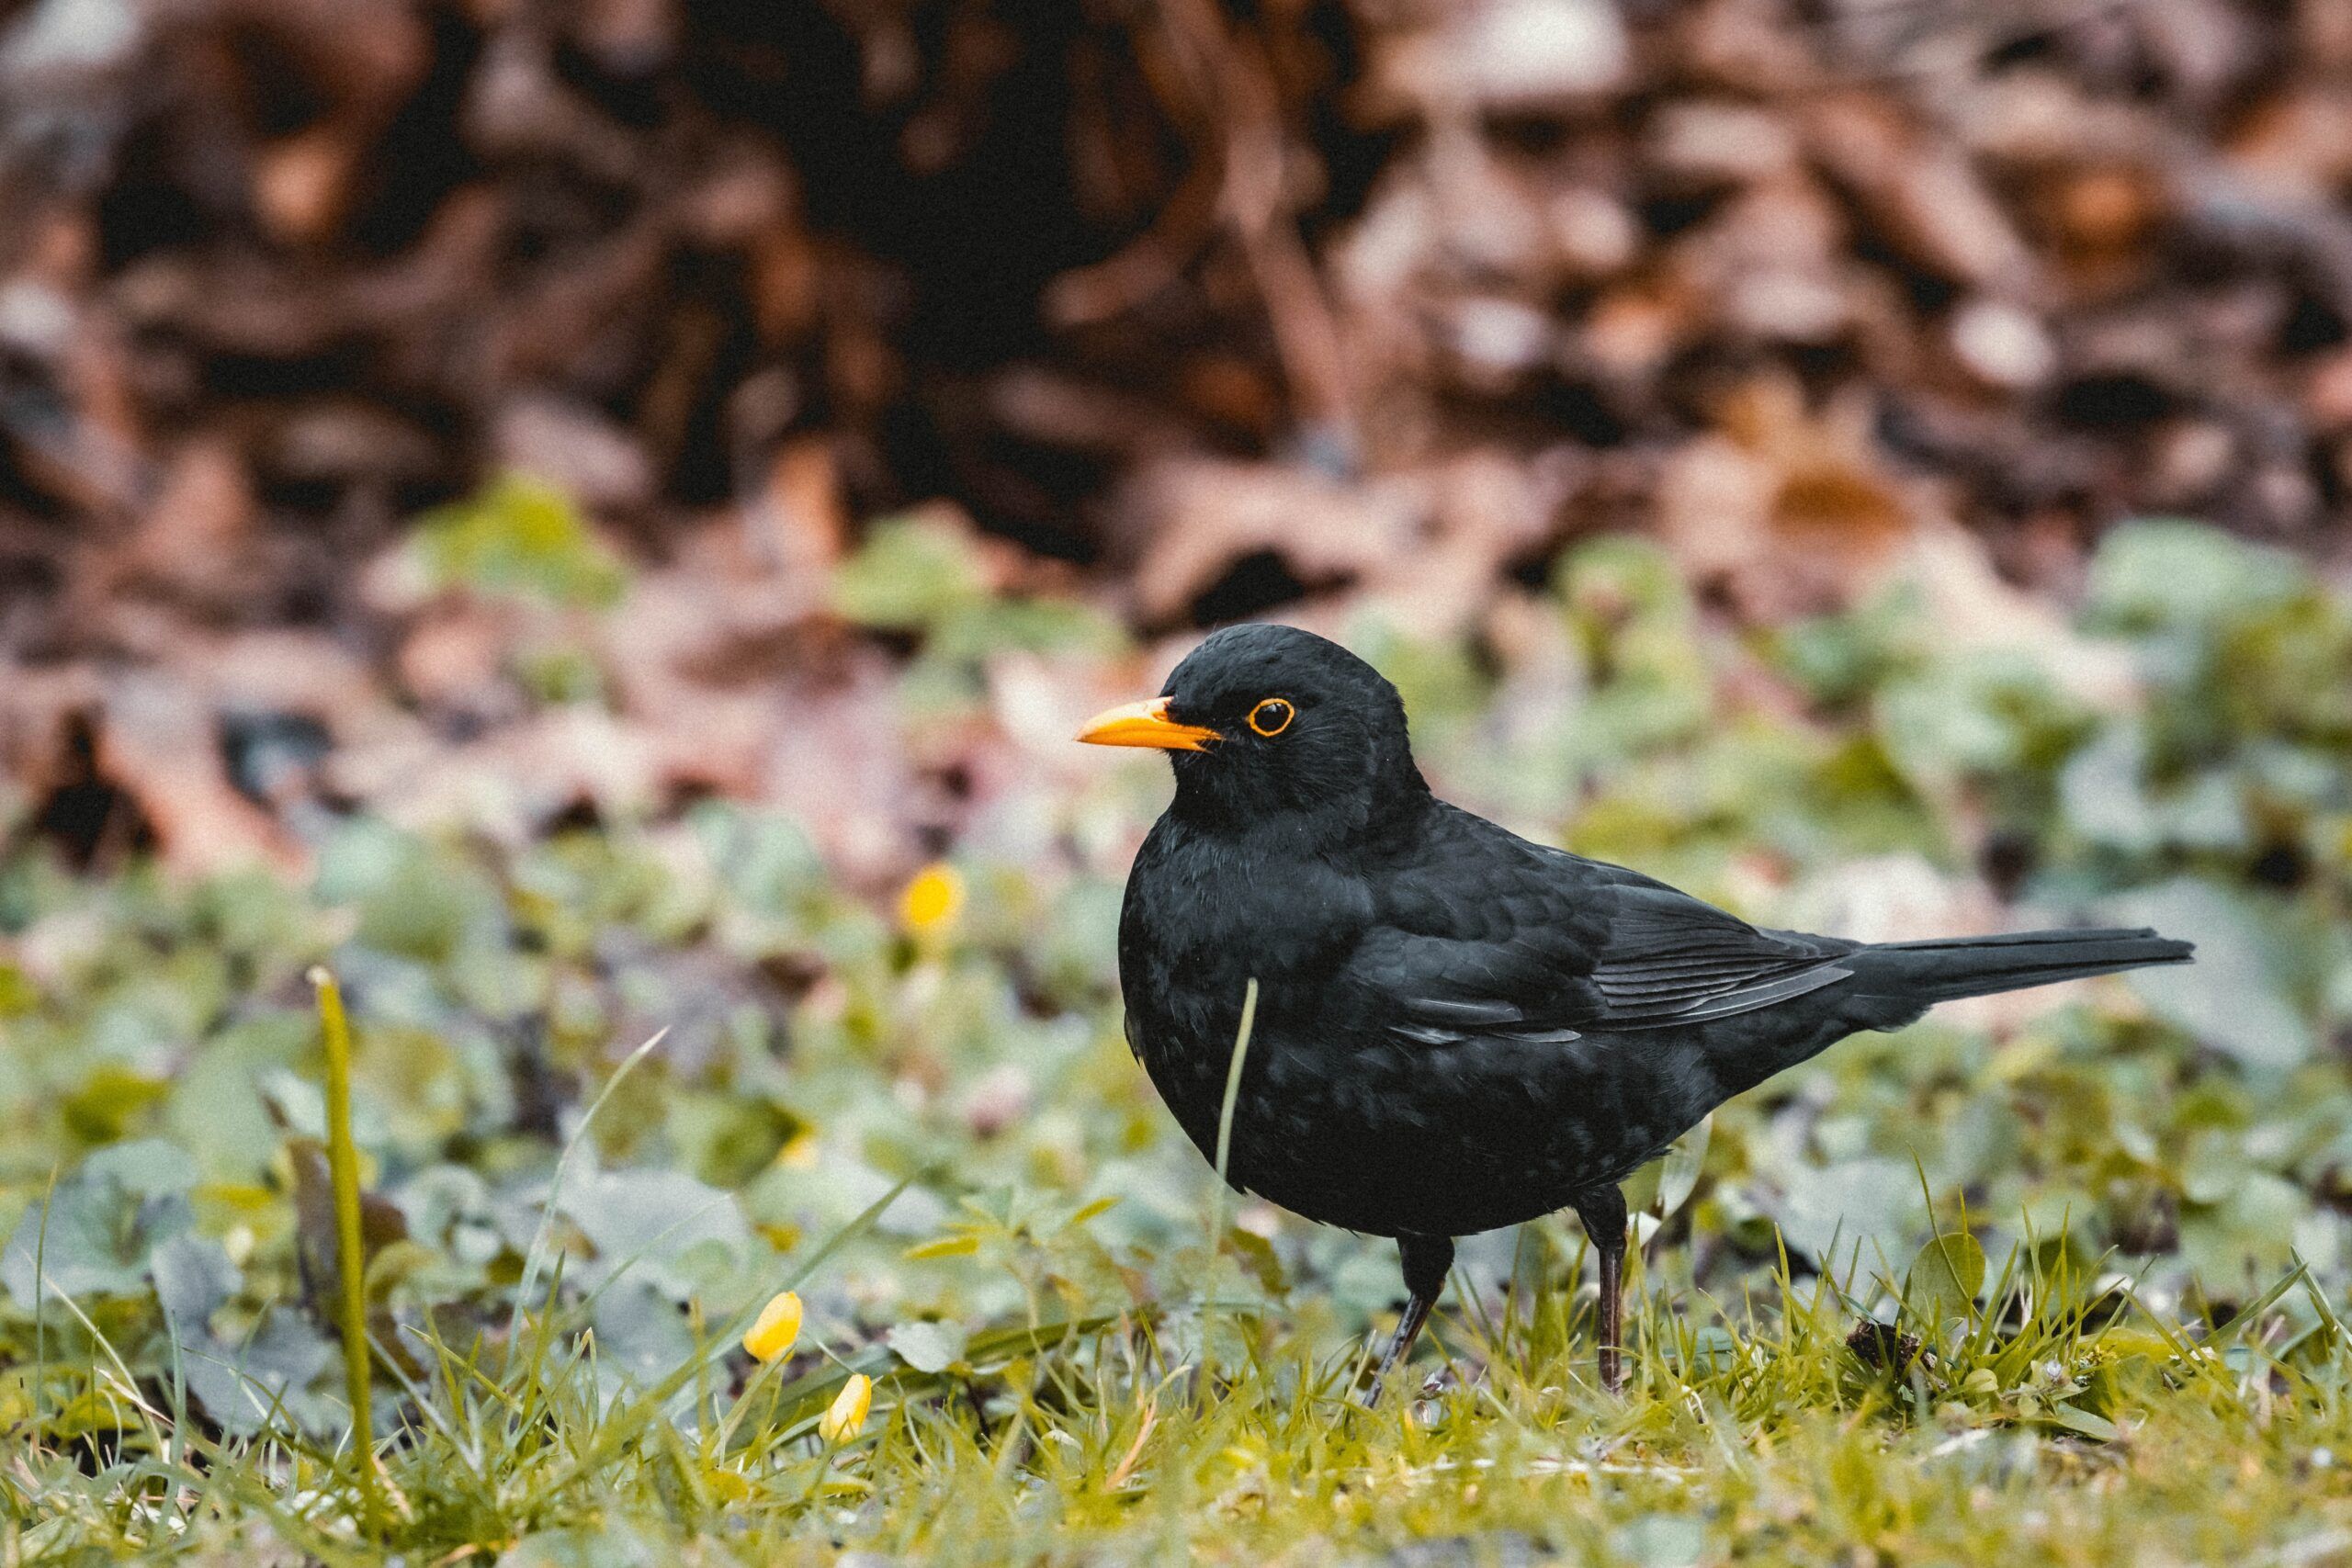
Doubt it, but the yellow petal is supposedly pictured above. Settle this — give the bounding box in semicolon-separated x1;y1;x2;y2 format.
899;863;965;934
741;1291;803;1364
820;1372;872;1442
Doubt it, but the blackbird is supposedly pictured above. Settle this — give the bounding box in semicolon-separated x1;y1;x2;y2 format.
1080;624;2192;1399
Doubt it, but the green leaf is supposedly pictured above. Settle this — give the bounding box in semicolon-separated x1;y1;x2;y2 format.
2045;1403;2121;1442
413;471;627;607
832;515;988;631
178;1310;340;1438
560;1167;754;1302
1611;1514;1710;1568
1;1142;199;1306
1905;1231;1986;1324
886;1319;969;1374
2085;521;2307;635
0;962;36;1017
1776;1156;1918;1265
2114;877;2312;1068
1221;1226;1286;1294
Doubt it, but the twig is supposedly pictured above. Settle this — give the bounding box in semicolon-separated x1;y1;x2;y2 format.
1156;0;1358;461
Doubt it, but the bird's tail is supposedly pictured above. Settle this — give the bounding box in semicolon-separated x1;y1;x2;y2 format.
1849;926;2192;1004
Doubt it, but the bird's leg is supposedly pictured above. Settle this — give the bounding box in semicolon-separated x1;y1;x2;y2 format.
1595;1233;1625;1394
1363;1234;1453;1404
1366;1293;1432;1405
1573;1186;1630;1394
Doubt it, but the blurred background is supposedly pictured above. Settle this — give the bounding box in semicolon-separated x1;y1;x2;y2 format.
2;0;2350;1453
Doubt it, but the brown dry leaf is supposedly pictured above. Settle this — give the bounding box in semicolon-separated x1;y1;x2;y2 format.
1578;278;1701;382
333;705;666;847
1369;0;1630;119
2303;347;2352;430
1897;525;2138;710
1658;375;1918;620
1648;98;1804;188
115;438;259;611
597;507;845;807
1958;70;2155;167
1669;173;1853;345
989;367;1192;458
97;671;305;876
1948;297;2059;391
0;664;107;819
2049;165;2168;258
396;606;521;716
749;656;929;882
5;626;369;873
2223;86;2352;197
1805;94;2038;292
750;437;851;576
494;398;655;514
193;627;379;720
1119;455;1424;627
254;130;358;247
616;508;834;693
1358;448;1578;639
208;0;433;116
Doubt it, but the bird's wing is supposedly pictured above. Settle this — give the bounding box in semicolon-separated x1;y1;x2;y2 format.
1577;881;1856;1025
1340;823;1856;1046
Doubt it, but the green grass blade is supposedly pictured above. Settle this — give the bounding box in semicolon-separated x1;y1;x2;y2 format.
309;965;381;1535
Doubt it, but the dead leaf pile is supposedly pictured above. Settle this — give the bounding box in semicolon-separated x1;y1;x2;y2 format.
2;0;2347;872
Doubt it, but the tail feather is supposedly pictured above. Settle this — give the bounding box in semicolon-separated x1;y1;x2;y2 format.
1849;926;2193;1005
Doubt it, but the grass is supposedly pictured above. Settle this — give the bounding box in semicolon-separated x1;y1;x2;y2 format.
3;519;2351;1562
6;965;2346;1568
7;1210;2348;1563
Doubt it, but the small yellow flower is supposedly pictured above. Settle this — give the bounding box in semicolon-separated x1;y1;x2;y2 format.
820;1373;873;1442
899;863;965;934
742;1291;803;1364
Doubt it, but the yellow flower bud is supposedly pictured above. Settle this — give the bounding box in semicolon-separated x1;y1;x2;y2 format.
742;1291;803;1364
820;1372;873;1442
899;863;965;934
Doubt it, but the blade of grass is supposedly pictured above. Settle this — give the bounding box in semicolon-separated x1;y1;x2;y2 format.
309;965;381;1536
38;1270;173;1446
1206;977;1260;1255
510;1026;670;1336
30;1162;57;1429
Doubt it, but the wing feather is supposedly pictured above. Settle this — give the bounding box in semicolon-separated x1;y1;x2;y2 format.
1338;823;1859;1047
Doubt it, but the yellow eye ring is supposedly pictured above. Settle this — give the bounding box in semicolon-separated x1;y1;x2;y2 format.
1248;698;1295;738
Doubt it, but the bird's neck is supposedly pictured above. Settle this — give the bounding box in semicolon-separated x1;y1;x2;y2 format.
1168;766;1434;857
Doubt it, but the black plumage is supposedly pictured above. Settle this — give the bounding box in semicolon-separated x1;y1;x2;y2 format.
1080;624;2193;1397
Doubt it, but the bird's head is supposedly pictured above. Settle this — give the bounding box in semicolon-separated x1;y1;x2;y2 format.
1077;624;1428;835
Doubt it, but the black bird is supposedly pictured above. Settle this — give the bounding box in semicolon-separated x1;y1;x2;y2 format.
1080;624;2192;1399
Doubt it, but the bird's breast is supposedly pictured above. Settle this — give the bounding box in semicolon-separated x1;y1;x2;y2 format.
1116;828;1368;1124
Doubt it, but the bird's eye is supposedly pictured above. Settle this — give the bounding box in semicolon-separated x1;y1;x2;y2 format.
1248;698;1295;737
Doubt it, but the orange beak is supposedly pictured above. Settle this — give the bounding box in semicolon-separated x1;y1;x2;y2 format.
1075;695;1221;752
